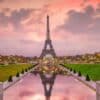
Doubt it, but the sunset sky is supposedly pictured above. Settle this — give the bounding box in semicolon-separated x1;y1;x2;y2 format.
0;0;100;56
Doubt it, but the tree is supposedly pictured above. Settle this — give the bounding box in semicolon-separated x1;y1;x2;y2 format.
8;75;13;82
86;74;90;81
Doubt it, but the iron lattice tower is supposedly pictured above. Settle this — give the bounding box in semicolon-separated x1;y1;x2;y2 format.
40;15;56;58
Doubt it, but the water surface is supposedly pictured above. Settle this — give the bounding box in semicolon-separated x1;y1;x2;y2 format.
4;74;96;100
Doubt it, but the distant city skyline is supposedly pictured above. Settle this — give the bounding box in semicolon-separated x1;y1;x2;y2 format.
0;0;100;57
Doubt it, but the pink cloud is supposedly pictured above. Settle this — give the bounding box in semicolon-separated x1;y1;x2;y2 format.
0;0;100;56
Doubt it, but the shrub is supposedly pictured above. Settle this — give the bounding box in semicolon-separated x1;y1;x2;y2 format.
21;69;24;74
8;75;13;82
78;71;81;76
28;67;31;70
70;68;72;71
16;72;20;77
25;69;28;72
73;70;76;73
86;74;90;81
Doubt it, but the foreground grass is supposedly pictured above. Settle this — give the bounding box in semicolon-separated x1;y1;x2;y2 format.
64;64;100;81
0;63;33;82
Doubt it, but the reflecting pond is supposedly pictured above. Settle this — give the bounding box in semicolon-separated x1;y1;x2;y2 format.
4;73;96;100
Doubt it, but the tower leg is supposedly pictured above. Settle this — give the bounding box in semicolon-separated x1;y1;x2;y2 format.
46;97;50;100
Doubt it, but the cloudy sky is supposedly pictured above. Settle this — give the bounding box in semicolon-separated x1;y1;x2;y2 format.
0;0;100;57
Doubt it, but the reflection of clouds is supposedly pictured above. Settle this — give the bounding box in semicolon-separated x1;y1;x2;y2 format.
21;92;95;100
21;94;45;100
19;91;34;97
4;75;96;100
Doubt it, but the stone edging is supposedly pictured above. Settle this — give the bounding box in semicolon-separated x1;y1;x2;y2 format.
60;64;96;91
3;67;35;91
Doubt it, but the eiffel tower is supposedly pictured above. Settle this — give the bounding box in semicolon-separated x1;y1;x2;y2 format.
40;15;56;58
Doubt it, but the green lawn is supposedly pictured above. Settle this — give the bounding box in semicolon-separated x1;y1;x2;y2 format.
0;63;33;82
64;64;100;81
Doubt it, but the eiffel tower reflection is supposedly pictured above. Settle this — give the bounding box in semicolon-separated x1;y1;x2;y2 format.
40;72;56;100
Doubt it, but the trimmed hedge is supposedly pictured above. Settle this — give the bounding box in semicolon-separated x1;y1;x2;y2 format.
86;74;90;81
8;75;13;82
